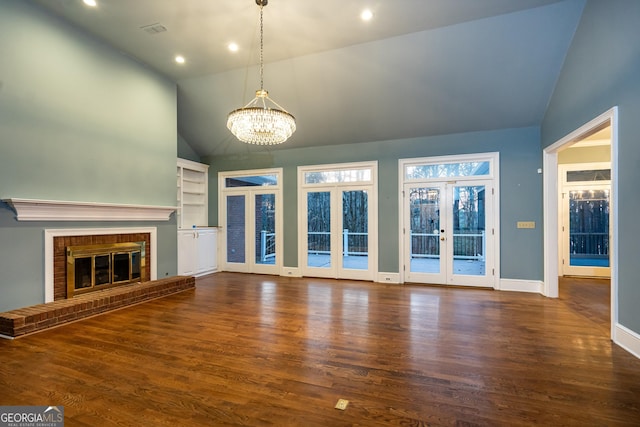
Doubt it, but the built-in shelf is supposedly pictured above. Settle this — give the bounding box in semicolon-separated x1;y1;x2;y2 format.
3;198;176;222
177;158;209;229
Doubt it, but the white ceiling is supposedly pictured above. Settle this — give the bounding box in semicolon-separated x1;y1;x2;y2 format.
31;0;586;157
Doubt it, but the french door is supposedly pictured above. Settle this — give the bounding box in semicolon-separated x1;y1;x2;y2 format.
400;154;499;288
299;162;377;281
404;181;494;286
560;163;611;277
219;170;282;275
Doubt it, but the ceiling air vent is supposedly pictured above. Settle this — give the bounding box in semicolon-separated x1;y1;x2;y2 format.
140;23;167;35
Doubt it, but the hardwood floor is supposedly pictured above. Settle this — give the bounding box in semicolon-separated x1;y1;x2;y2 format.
1;272;639;426
559;276;611;334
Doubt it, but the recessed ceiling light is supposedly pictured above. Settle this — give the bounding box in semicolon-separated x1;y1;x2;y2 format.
83;0;97;7
361;9;373;21
175;55;185;64
228;42;239;52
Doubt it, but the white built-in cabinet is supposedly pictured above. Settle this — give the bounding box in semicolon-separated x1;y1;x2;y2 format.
177;158;217;277
178;227;218;277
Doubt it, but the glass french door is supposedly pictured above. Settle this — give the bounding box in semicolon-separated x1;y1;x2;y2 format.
224;191;279;274
303;188;372;280
562;185;611;277
404;180;493;286
219;169;282;275
298;162;377;281
560;163;611;278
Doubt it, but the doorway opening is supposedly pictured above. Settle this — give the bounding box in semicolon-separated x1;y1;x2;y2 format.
543;107;617;338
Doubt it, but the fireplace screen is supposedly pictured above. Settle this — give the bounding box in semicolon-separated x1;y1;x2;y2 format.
67;242;145;297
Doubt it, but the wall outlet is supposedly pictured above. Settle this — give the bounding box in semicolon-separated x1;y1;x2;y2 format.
335;399;349;410
377;273;400;284
281;267;301;277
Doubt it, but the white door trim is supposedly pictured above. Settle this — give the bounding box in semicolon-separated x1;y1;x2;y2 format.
542;106;618;340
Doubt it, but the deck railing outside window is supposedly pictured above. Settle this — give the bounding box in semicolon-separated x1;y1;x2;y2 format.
410;231;485;261
299;230;486;260
570;232;609;257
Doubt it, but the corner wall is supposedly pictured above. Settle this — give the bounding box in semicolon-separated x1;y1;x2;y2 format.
542;0;640;338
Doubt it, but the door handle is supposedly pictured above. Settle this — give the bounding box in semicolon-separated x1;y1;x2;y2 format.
440;237;445;241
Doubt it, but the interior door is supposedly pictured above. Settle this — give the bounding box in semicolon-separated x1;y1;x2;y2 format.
404;181;493;287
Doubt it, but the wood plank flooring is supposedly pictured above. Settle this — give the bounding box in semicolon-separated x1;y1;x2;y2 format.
1;273;639;426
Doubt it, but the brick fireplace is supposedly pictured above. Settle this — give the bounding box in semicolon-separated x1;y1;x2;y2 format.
0;226;198;338
45;227;158;303
55;233;151;300
0;203;195;338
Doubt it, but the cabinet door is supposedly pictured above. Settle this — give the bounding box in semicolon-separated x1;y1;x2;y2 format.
197;229;217;274
177;231;197;276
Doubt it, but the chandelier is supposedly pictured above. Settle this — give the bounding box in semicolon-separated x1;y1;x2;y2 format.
227;0;296;145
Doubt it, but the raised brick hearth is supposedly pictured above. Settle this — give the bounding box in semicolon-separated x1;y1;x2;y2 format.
0;276;195;338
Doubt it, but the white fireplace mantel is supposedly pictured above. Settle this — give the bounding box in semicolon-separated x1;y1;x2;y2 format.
4;198;176;222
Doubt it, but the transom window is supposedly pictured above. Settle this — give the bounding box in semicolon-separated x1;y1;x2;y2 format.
405;161;490;180
566;169;611;182
304;168;372;184
224;174;278;188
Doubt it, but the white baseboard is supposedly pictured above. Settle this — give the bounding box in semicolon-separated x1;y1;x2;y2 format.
499;278;544;294
376;272;401;284
281;267;302;278
614;323;640;359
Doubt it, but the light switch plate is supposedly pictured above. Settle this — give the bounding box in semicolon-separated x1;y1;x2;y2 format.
517;221;536;229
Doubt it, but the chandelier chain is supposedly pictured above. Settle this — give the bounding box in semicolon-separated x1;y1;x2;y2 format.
259;4;264;92
226;0;296;145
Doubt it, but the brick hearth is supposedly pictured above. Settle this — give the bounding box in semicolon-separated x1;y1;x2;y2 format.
0;276;195;338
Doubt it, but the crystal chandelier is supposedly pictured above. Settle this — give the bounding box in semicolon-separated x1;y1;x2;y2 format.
227;0;296;145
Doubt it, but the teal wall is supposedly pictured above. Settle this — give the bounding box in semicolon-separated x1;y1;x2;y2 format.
205;126;543;281
0;0;178;312
178;134;201;163
542;0;640;333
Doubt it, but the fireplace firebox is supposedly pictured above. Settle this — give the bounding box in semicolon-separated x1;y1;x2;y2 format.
66;242;145;297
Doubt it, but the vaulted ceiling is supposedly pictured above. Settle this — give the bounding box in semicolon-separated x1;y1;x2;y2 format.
31;0;586;157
